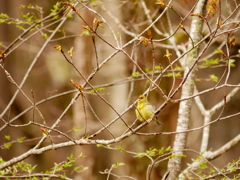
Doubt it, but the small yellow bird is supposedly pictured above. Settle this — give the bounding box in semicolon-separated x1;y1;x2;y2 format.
135;95;163;126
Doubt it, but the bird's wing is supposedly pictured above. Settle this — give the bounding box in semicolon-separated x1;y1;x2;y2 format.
146;102;155;111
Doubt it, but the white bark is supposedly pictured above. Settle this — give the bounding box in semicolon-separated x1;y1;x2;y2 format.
166;0;208;179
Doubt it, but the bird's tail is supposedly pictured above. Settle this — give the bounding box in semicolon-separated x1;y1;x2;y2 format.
155;117;163;126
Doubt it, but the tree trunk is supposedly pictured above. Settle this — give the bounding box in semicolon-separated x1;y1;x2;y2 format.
166;0;208;179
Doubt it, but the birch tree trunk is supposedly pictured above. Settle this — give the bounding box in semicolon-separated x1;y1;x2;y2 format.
166;0;208;179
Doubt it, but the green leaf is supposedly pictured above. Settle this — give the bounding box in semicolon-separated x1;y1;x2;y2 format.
146;148;157;157
72;127;80;132
0;13;9;19
199;161;207;169
209;167;215;173
131;71;140;78
27;4;34;9
0;157;5;163
67;154;74;161
145;67;151;73
89;87;105;93
53;15;60;20
35;5;40;10
200;58;219;68
0;19;6;24
4;143;12;149
154;65;162;70
82;29;90;36
17;137;26;142
82;166;89;171
227;59;235;67
209;74;218;82
51;2;62;14
176;153;186;158
74;166;82;171
113;162;125;167
42;33;48;39
158;147;165;155
174;65;183;70
83;134;90;138
5;135;11;140
73;166;88;172
77;153;85;158
167;72;182;77
16;25;23;30
114;32;121;38
20;5;26;9
166;146;172;151
134;153;144;158
60;174;66;179
63;161;73;168
96;87;105;92
115;145;125;152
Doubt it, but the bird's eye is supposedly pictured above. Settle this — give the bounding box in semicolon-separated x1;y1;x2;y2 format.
139;96;143;99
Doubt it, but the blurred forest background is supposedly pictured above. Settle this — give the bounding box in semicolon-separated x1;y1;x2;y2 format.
0;0;240;179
